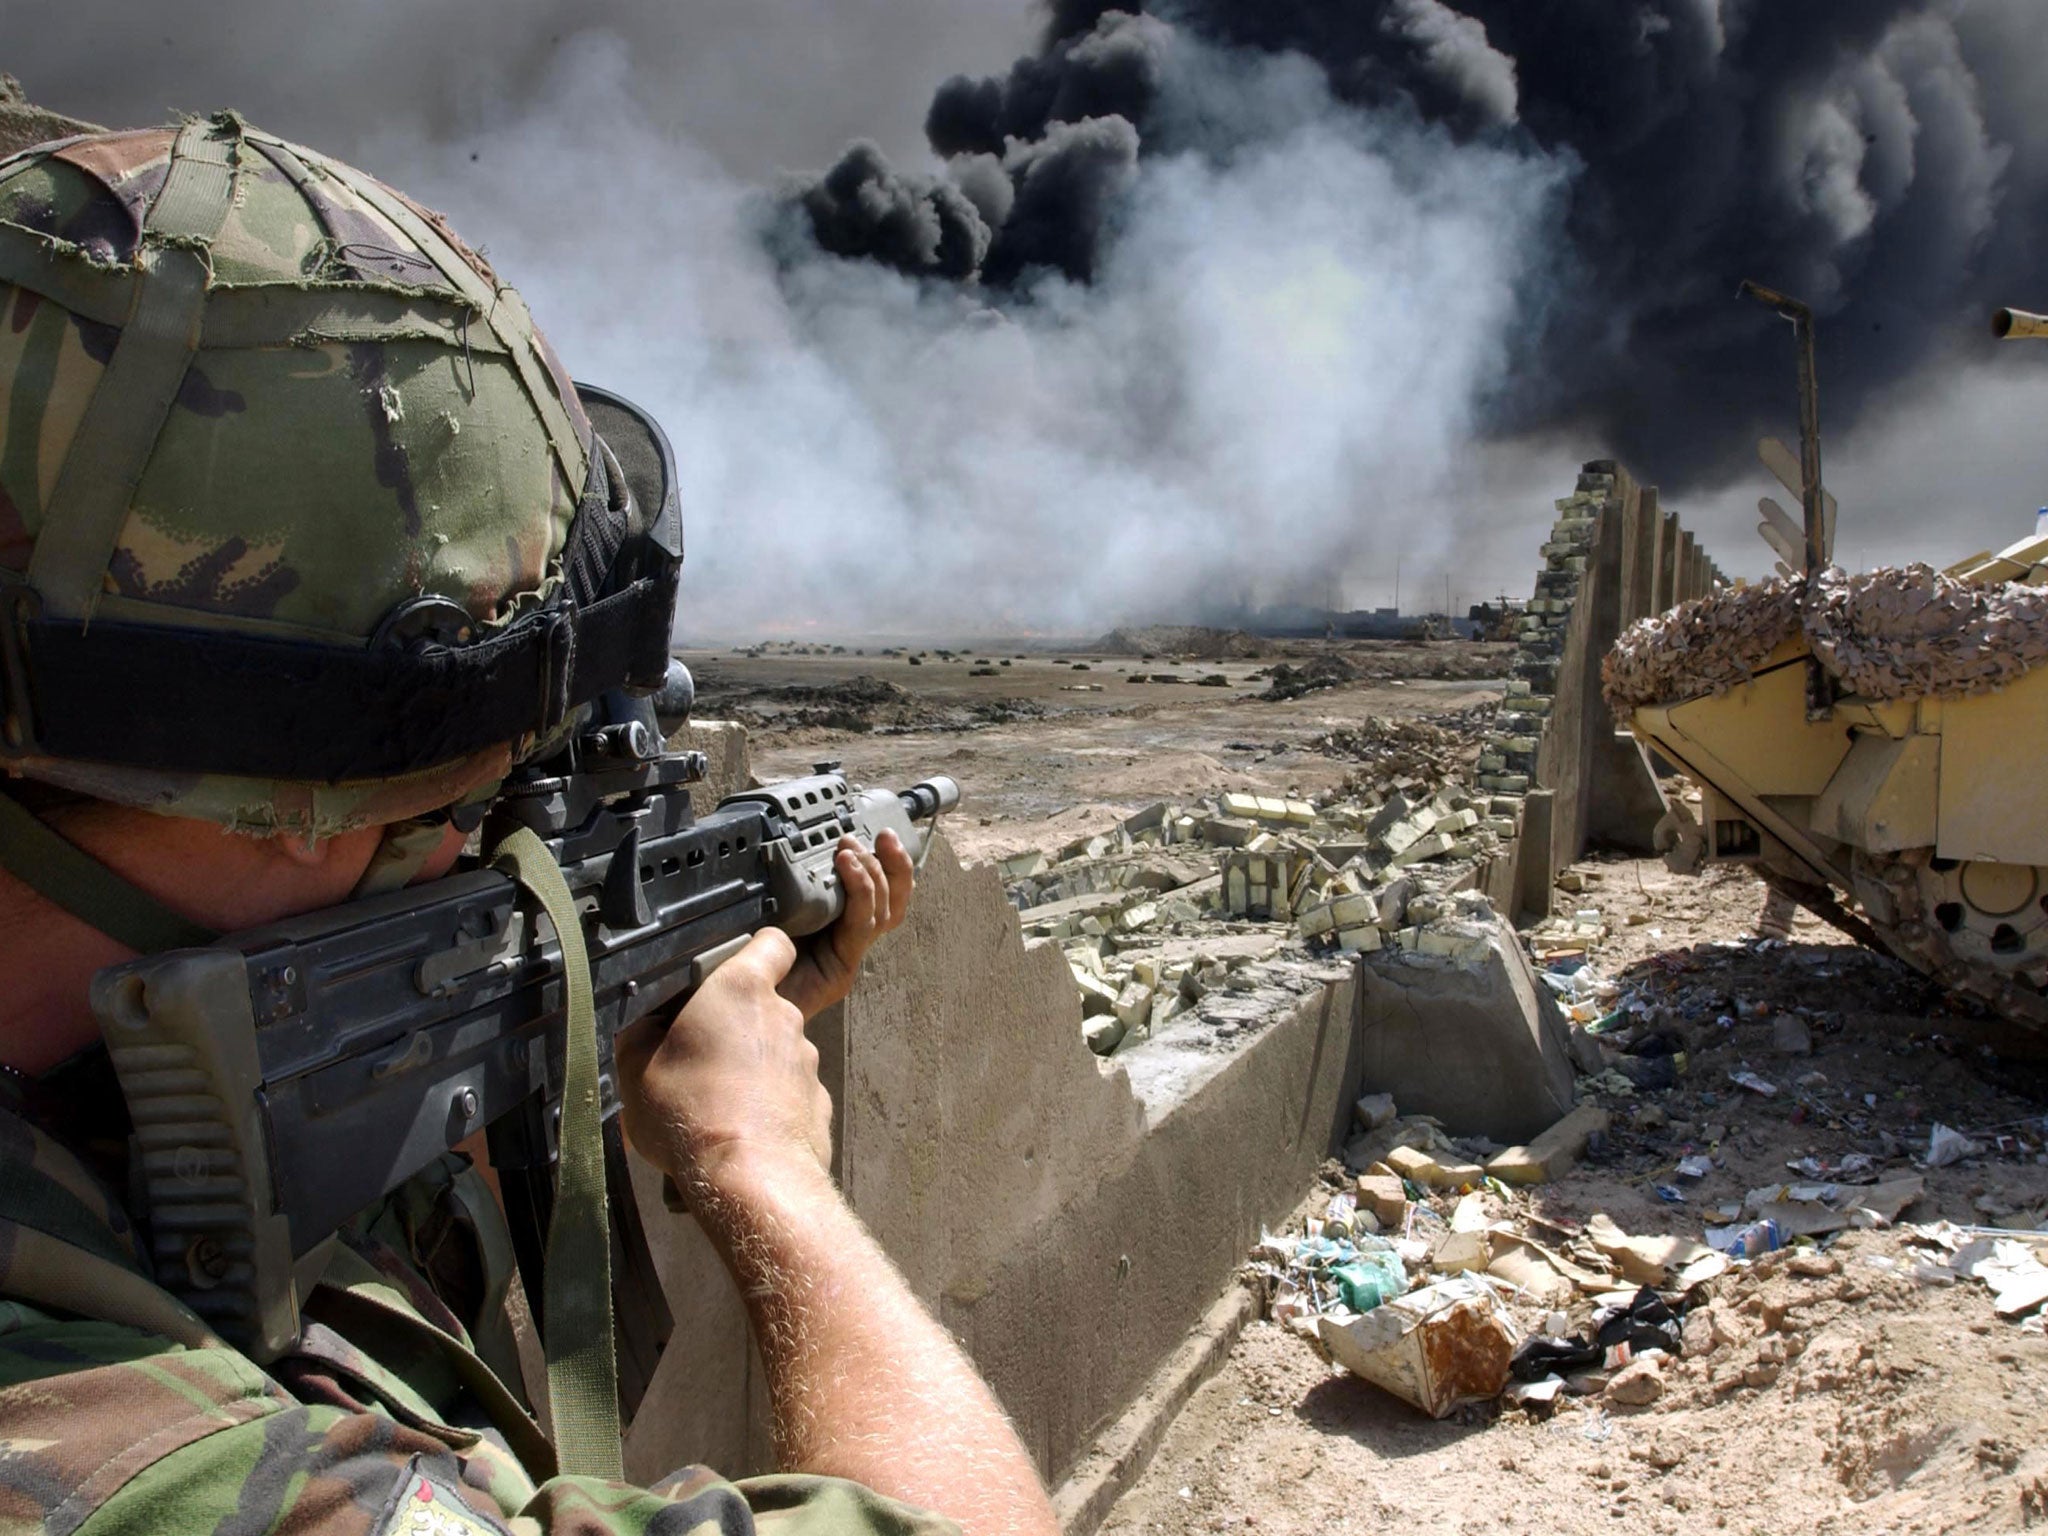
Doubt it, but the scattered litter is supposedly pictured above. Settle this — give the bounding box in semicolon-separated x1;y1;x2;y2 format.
1332;1251;1409;1313
1728;1070;1778;1098
1588;1213;1728;1287
1319;1276;1520;1418
1924;1123;1985;1168
1904;1223;2048;1320
1706;1218;1787;1258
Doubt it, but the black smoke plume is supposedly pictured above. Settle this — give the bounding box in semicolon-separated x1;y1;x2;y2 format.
789;0;2046;483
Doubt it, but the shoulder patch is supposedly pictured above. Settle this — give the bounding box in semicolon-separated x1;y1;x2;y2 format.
377;1460;513;1536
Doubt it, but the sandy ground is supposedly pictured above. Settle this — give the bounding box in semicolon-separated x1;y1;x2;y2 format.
682;637;1508;863
1099;862;2048;1536
690;635;2048;1534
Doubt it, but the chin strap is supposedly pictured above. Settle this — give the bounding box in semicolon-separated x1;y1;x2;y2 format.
0;787;219;954
489;824;621;1480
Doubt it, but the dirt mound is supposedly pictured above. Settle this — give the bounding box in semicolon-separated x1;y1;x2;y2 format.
707;672;1046;736
1261;655;1360;701
1604;564;2048;714
1093;626;1269;660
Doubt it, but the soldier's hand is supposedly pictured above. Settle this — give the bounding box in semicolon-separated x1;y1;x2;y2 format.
778;828;914;1020
615;928;833;1190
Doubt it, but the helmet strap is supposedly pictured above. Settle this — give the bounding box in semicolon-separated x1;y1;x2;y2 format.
0;786;219;954
348;817;452;900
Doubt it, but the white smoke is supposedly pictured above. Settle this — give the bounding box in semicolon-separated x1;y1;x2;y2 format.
367;30;1570;636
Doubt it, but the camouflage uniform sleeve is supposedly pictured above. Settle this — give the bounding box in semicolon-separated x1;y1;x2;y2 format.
517;1470;964;1536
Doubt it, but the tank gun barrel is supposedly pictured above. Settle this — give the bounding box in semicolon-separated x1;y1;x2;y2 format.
1992;308;2048;340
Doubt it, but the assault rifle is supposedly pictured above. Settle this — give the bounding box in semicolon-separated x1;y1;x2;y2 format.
88;681;957;1417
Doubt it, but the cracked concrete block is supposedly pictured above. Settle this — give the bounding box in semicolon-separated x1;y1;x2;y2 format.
1329;891;1379;929
1118;901;1159;931
1072;970;1120;1017
1124;802;1172;834
1389;832;1454;867
1357;904;1577;1142
1336;925;1383;954
1113;981;1155;1028
1485;1105;1610;1185
1365;794;1413;840
1378;818;1425;857
1416;926;1488;961
1202;816;1258;848
1083;1014;1126;1055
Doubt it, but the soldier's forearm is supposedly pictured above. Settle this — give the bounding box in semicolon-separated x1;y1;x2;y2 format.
687;1149;1060;1536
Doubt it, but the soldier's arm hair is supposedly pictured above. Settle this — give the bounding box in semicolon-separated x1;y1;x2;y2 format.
693;1148;1060;1536
614;873;1059;1536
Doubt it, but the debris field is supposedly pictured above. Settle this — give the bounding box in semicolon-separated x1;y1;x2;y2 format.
704;626;2047;1533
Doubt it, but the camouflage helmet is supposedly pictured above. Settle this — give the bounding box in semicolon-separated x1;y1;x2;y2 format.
0;113;680;838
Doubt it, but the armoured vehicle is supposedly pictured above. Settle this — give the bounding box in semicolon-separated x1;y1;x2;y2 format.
1609;304;2048;1028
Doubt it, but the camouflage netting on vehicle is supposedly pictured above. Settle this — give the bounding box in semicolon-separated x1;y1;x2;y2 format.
1601;575;1803;712
1604;564;2048;713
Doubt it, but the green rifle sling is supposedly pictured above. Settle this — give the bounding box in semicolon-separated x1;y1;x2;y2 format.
490;826;623;1480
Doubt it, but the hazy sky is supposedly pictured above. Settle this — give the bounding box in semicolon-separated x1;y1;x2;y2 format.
10;1;1042;180
11;2;2048;633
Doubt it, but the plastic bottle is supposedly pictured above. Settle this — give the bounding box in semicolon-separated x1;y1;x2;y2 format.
1713;1218;1785;1258
1331;1250;1409;1312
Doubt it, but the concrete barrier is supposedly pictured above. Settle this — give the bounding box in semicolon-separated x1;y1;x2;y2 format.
624;759;1366;1488
622;465;1731;1491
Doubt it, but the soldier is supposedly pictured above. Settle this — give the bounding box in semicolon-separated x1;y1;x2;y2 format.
0;115;1059;1535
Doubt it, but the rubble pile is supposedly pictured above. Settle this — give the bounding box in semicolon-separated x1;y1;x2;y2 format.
1306;715;1479;789
702;671;1046;735
1003;780;1530;1056
1234;843;2048;1426
1247;1079;2048;1423
1259;655;1360;701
